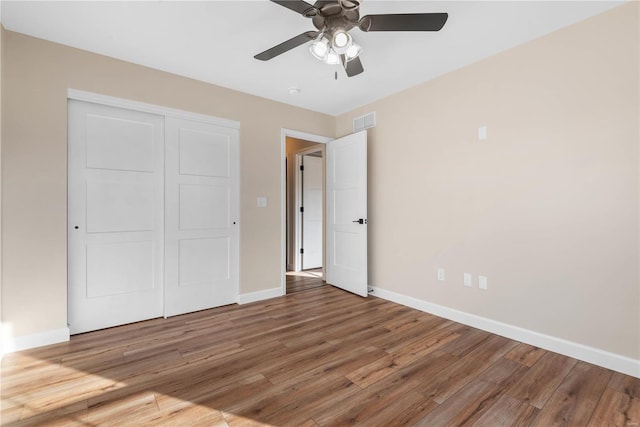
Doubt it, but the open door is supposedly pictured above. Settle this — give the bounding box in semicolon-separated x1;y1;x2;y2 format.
326;130;368;297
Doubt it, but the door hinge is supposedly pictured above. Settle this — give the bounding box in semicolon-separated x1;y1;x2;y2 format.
300;248;304;254
300;206;304;213
300;165;304;171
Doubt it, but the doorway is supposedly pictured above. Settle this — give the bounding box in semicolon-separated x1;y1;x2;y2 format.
286;138;325;288
282;131;331;295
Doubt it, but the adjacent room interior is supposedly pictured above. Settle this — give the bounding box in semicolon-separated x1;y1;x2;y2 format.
285;136;326;294
0;0;638;425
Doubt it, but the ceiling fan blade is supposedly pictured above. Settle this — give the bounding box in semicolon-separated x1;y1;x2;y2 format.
254;31;320;61
270;0;317;16
341;55;364;77
359;13;448;32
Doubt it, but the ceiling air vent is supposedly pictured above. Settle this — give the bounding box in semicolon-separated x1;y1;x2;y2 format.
353;112;376;133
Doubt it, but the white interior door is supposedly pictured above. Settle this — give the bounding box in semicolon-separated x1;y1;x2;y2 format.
326;130;368;297
68;100;165;334
164;117;239;317
301;154;323;270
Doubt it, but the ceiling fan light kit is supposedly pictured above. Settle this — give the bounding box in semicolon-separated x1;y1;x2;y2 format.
255;0;448;78
310;32;361;65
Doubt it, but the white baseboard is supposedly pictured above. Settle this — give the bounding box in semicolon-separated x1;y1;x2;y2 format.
238;287;283;305
371;286;640;379
3;327;70;354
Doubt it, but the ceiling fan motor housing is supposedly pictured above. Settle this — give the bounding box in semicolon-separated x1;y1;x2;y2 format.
312;2;359;34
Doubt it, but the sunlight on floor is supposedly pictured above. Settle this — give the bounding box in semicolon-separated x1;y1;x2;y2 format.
285;269;323;279
1;352;277;426
1;353;121;425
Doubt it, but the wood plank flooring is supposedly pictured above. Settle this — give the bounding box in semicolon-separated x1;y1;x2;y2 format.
2;280;639;426
286;269;324;294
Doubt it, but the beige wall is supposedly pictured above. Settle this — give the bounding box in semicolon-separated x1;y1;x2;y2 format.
285;137;324;270
1;30;334;338
336;3;640;359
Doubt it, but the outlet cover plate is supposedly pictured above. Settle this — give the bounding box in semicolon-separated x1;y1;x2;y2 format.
464;273;472;287
437;268;445;281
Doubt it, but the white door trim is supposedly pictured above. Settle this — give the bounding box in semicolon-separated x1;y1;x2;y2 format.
294;146;324;272
281;129;333;295
67;89;240;129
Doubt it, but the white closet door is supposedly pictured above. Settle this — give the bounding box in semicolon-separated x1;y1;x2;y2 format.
68;100;165;334
164;117;239;317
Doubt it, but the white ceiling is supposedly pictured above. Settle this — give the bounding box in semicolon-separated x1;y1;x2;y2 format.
1;0;624;116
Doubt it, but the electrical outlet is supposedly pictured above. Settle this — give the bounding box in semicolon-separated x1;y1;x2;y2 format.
464;273;472;287
479;276;488;290
437;268;445;282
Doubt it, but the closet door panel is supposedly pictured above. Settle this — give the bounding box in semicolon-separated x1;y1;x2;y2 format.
68;100;164;334
164;117;239;317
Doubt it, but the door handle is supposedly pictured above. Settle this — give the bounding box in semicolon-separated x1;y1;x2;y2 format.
352;219;367;224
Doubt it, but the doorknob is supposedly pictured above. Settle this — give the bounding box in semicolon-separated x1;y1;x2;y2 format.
352;218;367;224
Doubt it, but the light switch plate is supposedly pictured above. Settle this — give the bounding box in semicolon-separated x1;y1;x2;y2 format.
257;197;268;208
479;276;488;290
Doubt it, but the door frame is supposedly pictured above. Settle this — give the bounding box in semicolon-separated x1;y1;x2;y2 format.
294;146;324;273
68;89;239;129
280;129;333;295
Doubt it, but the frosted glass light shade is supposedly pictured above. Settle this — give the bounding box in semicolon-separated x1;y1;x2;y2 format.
309;38;330;61
325;49;340;65
332;30;352;54
345;43;362;60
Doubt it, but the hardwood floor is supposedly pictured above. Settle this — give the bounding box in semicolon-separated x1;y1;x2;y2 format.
2;285;639;426
286;269;324;294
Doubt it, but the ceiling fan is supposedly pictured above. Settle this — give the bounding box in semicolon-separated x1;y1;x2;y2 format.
254;0;448;78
